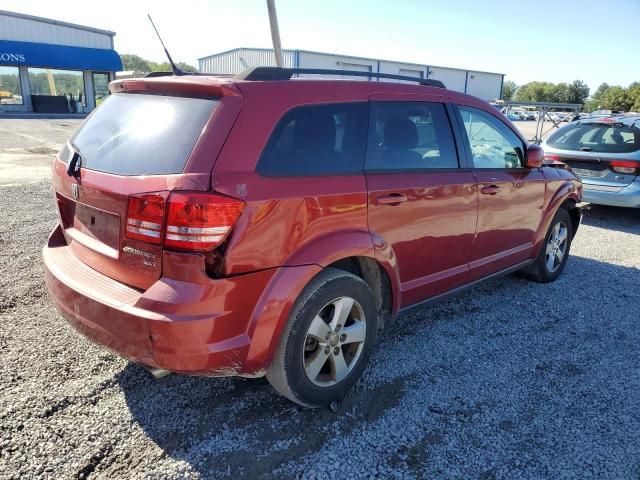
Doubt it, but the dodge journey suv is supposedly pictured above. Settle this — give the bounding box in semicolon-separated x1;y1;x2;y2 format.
44;67;582;407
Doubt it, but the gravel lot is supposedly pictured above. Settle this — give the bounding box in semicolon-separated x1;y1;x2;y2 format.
1;119;639;479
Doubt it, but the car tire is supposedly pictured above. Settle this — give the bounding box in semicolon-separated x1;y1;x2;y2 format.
523;208;573;283
266;268;378;407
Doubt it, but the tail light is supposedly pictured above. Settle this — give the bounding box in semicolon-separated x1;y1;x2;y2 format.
610;160;640;175
544;154;561;161
125;192;244;251
165;193;244;251
125;194;165;245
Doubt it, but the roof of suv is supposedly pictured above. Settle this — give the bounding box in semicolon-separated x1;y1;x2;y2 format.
109;67;484;105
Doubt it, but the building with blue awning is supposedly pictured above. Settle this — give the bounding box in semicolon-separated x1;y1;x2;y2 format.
0;10;122;114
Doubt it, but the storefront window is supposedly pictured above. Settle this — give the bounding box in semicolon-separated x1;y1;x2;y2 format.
28;68;85;105
92;72;110;106
0;66;23;105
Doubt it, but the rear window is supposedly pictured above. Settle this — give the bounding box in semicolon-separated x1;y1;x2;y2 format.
257;102;369;176
547;122;640;153
72;93;217;175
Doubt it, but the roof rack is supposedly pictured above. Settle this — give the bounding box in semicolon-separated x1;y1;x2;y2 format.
235;67;446;88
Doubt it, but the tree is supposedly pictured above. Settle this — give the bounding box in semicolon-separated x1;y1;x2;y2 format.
149;61;198;73
176;62;198;73
501;80;517;101
120;54;151;72
600;86;632;111
627;82;640;112
567;80;590;104
120;54;199;74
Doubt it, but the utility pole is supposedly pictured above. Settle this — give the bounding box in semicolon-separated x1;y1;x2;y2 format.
266;0;284;67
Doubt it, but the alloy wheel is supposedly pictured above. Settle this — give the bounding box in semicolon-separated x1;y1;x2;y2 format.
302;296;366;387
545;221;568;273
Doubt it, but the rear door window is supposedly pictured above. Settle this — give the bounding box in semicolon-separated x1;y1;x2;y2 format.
257;102;369;176
547;122;640;153
72;93;217;176
365;102;458;171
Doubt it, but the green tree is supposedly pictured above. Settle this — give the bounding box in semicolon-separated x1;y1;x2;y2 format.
501;80;517;101
600;86;632;111
120;54;198;74
567;80;590;104
120;54;151;72
627;82;640;111
149;61;198;73
176;62;198;73
584;82;611;110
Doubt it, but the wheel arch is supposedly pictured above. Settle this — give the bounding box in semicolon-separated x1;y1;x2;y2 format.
244;230;401;373
533;182;581;254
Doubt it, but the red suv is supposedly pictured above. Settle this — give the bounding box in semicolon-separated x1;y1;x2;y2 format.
44;68;582;407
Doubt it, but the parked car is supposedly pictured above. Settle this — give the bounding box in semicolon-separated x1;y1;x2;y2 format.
507;111;526;121
43;68;583;407
543;115;640;208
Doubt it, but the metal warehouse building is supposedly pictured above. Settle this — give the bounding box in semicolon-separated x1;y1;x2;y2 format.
0;10;122;114
199;48;504;101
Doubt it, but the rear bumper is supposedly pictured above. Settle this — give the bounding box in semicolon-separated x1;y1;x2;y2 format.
582;179;640;208
43;225;279;376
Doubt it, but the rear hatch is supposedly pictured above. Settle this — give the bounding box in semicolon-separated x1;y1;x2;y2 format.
544;118;640;187
52;89;221;290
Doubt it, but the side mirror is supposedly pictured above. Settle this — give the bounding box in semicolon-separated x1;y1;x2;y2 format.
526;144;544;168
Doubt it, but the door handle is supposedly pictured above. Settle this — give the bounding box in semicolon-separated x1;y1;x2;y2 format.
480;185;501;195
375;193;408;205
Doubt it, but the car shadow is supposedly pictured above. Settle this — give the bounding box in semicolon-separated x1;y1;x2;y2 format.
581;203;640;234
115;255;640;479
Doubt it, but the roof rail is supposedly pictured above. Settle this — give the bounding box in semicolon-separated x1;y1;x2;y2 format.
235;67;446;88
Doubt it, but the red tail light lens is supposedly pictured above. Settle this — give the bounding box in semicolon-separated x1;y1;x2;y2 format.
165;192;244;251
544;154;561;161
610;160;640;175
126;194;165;245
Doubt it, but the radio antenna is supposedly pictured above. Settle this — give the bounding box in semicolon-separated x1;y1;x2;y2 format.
147;14;185;76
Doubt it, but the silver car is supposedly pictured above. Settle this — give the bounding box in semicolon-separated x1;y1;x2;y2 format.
542;115;640;208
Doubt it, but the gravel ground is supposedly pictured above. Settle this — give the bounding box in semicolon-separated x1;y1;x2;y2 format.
1;123;639;479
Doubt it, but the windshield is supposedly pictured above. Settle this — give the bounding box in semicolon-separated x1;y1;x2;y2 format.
547;122;640;154
72;93;218;175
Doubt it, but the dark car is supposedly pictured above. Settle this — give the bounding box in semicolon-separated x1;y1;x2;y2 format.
44;68;582;407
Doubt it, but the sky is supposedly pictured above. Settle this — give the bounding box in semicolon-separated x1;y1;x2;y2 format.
3;0;639;91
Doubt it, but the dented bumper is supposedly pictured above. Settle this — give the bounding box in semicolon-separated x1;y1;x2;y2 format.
43;224;278;376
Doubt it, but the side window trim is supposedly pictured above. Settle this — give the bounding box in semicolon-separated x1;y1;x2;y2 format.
445;102;473;169
364;100;461;174
453;104;528;170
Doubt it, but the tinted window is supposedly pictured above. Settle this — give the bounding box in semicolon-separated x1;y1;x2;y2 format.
366;102;458;170
458;106;524;169
72;93;217;176
257;103;368;176
547;122;640;153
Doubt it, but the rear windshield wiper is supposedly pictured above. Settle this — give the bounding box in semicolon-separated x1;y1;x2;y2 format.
579;146;592;151
66;142;82;178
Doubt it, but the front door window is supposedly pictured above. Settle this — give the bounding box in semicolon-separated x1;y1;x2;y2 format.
458;106;524;169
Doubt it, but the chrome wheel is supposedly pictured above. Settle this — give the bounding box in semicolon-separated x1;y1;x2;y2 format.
545;221;568;273
303;296;366;387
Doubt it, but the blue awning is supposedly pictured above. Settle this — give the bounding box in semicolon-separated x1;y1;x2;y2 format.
0;39;122;71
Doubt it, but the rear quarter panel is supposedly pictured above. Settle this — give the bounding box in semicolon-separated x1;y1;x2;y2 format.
211;82;374;276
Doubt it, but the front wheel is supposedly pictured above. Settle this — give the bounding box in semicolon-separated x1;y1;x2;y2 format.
523;208;573;283
266;268;378;407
